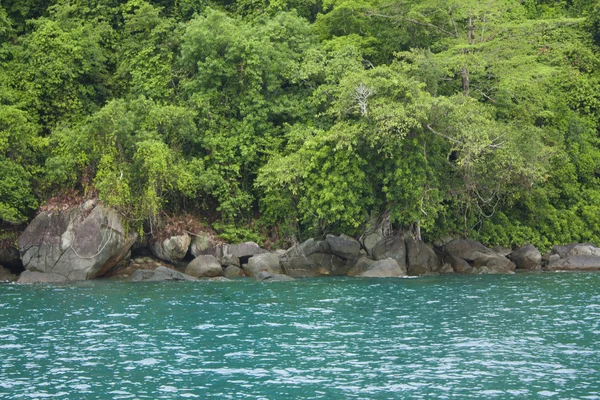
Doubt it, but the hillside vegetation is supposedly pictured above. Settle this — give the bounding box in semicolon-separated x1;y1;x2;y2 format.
1;0;599;249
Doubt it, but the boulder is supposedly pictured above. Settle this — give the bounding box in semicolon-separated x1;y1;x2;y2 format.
18;200;137;281
150;233;191;263
509;244;542;270
362;232;383;256
189;231;219;257
493;246;513;257
546;256;600;271
222;242;264;258
224;265;245;278
444;238;494;261
255;271;294;282
547;254;560;265
185;255;224;278
474;254;515;274
439;263;455;274
406;238;440;276
446;255;472;274
18;271;68;284
551;244;580;259
131;266;197;282
347;257;376;277
326;234;361;259
298;238;330;257
371;236;407;271
565;244;600;257
359;258;406;278
0;265;17;282
220;254;240;268
244;253;282;277
282;253;346;277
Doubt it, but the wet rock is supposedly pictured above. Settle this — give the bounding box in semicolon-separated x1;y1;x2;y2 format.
18;201;137;281
371;236;407;271
406;238;440;276
224;265;245;278
244;253;282;277
326;234;361;260
18;271;68;284
255;271;295;282
509;244;542;270
131;266;197;282
185;255;224;278
347;257;376;277
359;258;406;278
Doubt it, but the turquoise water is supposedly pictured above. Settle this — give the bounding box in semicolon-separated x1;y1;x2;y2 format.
1;273;599;399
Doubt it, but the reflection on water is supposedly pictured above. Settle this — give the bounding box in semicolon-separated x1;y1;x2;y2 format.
1;273;599;399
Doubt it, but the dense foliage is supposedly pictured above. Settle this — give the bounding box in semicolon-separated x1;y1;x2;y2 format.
1;0;599;249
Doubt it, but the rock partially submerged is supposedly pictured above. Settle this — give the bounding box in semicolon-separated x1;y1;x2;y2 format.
18;271;68;284
546;256;600;271
443;239;515;274
0;265;17;282
406;238;441;276
255;271;295;282
18;200;137;281
185;255;224;278
244;253;282;277
359;258;406;278
509;244;542;270
371;236;407;272
131;266;197;282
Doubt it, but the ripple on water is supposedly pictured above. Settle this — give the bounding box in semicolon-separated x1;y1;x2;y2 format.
1;274;600;398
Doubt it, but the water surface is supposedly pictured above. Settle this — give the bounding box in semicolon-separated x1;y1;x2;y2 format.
1;273;599;399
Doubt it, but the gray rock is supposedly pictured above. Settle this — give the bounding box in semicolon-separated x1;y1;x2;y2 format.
474;254;515;274
509;244;542;270
551;244;580;259
546;256;600;271
439;263;454;274
347;257;376;276
0;247;22;270
548;254;561;264
371;236;407;271
359;258;406;278
406;238;440;276
299;238;330;257
255;271;295;282
0;265;17;282
244;253;282;277
18;271;68;284
185;255;224;278
150;233;191;263
493;246;513;257
131;266;197;282
18;201;137;281
224;265;245;278
446;255;472;273
189;231;219;257
282;253;346;277
220;254;240;267
444;238;494;261
326;234;361;259
565;244;600;257
362;232;383;255
222;242;265;258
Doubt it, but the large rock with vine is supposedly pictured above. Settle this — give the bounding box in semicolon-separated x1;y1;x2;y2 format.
18;200;137;281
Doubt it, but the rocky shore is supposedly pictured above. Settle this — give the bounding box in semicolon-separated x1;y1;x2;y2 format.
2;201;600;284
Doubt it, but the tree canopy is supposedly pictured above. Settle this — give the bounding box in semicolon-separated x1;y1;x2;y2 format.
1;0;600;249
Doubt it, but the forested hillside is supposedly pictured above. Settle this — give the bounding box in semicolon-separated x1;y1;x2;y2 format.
1;0;599;249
